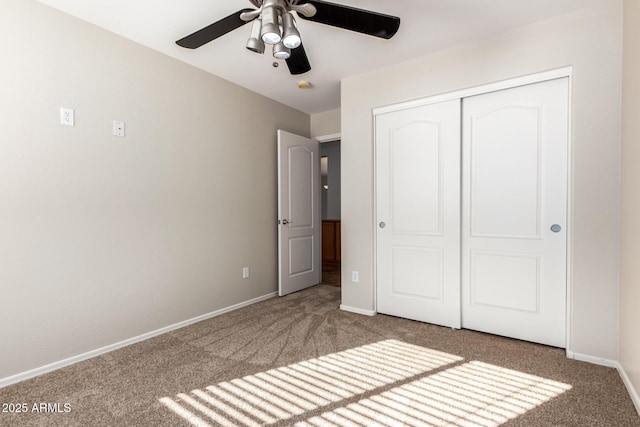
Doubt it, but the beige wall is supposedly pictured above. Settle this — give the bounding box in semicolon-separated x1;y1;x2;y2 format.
341;1;622;360
620;0;640;412
0;0;309;380
311;108;341;138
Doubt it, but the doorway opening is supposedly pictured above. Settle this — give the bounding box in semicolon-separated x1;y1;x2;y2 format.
320;140;341;286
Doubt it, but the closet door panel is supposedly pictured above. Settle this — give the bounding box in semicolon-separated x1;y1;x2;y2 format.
376;100;461;329
461;78;569;348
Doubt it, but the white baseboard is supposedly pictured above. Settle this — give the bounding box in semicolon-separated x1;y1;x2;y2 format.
340;304;376;316
617;362;640;416
0;292;278;389
566;350;619;368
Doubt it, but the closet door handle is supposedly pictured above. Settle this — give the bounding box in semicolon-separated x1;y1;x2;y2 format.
379;222;386;229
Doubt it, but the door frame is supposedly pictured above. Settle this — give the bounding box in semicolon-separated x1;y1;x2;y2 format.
372;66;575;355
316;133;341;143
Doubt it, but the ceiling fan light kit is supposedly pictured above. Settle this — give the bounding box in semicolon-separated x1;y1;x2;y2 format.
246;19;265;53
176;0;401;75
281;12;302;49
260;3;283;45
273;42;291;59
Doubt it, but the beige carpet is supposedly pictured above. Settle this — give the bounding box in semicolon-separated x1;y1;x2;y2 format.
1;285;638;426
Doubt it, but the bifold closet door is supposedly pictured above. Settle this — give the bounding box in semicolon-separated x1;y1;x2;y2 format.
461;78;569;348
376;100;461;329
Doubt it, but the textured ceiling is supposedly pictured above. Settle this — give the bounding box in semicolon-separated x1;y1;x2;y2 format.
37;0;603;114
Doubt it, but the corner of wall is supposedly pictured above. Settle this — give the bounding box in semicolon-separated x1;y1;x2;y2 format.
619;0;640;416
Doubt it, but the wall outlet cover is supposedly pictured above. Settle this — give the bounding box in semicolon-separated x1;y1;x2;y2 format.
113;121;125;137
60;108;74;126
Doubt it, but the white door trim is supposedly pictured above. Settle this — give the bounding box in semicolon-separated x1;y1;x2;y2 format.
372;67;574;354
373;67;572;116
315;133;341;143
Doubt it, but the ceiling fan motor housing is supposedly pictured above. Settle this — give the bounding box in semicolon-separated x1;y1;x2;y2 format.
264;0;288;11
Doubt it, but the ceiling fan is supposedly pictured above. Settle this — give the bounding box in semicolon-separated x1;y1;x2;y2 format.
176;0;401;75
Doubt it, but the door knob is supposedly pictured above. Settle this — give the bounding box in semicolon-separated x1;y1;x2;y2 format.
551;224;562;233
379;222;386;228
282;219;291;225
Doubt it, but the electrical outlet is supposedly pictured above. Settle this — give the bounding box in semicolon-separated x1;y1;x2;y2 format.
352;271;359;283
242;267;250;279
113;121;125;137
60;108;74;126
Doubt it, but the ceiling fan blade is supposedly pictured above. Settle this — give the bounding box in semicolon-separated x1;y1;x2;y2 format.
176;9;254;49
286;44;311;75
298;0;400;39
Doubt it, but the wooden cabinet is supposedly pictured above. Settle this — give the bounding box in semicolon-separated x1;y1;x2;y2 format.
322;220;341;262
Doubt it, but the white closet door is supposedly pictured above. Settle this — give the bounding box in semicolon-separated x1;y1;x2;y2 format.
461;78;569;347
376;100;461;329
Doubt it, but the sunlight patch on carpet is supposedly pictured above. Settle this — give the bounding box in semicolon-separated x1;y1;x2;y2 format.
297;361;572;427
160;339;462;426
160;340;572;426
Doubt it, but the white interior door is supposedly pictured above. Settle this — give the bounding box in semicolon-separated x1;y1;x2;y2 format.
278;130;321;296
376;100;462;328
461;78;569;347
